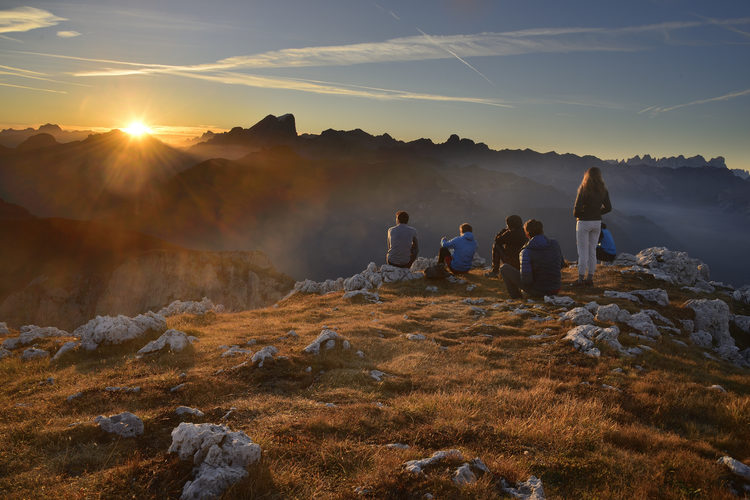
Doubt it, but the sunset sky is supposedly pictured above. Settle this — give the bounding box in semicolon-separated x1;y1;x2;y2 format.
1;0;749;170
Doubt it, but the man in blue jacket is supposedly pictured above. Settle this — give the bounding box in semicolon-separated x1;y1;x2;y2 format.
499;219;565;299
438;223;478;274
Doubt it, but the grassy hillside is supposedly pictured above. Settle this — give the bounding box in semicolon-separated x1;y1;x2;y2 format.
1;265;749;498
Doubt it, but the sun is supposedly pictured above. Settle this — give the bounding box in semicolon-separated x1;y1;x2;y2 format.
122;121;152;137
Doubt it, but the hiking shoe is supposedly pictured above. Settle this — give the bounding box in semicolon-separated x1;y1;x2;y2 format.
584;278;594;287
571;278;587;287
484;271;499;278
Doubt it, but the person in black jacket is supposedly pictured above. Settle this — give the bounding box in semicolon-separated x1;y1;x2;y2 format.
486;215;528;277
573;167;611;286
500;219;564;299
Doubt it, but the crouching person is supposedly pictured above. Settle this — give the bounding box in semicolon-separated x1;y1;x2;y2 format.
438;223;477;274
500;219;564;299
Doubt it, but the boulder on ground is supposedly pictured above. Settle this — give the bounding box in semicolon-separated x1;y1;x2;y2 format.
303;329;349;355
560;307;594;325
502;475;546;500
717;456;750;481
632;247;710;286
563;325;601;357
251;346;278;367
294;262;422;295
95;412;144;438
75;312;167;351
3;325;70;350
631;289;669;307
158;297;224;317
168;422;262;500
404;449;464;475
137;329;193;355
22;347;49;361
52;341;80;360
544;295;575;307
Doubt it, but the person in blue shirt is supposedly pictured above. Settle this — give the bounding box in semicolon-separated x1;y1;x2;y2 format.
596;222;616;262
438;223;478;273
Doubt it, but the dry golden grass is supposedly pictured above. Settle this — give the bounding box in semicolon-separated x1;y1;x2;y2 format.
1;265;749;499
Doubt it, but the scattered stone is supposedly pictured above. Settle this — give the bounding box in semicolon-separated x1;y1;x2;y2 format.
0;347;11;360
446;275;467;285
304;329;347;355
595;303;620;322
343;290;380;302
284;330;298;339
305;366;312;373
406;334;426;341
158;297;223;317
221;346;252;358
624;312;660;339
544;295;575;307
733;315;750;334
169;422;262;500
502;475;546;500
75;312;167;351
22;347;49;361
611;368;623;373
631;289;669;307
709;385;727;393
95;412;144;438
686;299;746;366
105;386;141;393
604;290;640;303
628;247;710;286
466;284;477;292
355;350;365;358
370;370;386;382
175;406;205;418
453;463;477;485
425;286;438;293
463;298;485;305
251;346;279;367
560;307;595;325
3;325;70;350
642;309;674;326
0;322;8;335
385;443;410;450
404;449;464;475
66;392;82;402
138;329;193;355
601;384;621;392
529;333;550;340
596;326;624;352
563;325;601;357
690;330;713;348
52;341;80;360
221;407;237;420
170;383;186;393
638;344;654;352
353;486;372;496
672;339;688;347
717;456;750;481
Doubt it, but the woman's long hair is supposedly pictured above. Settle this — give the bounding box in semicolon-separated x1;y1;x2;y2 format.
577;167;607;198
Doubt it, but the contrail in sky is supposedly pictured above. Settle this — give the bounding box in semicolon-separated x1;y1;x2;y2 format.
415;27;495;86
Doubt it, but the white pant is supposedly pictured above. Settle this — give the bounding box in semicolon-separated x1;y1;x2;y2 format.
576;220;601;277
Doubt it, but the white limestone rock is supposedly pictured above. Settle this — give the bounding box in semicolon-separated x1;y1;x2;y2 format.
595;303;620;323
685;299;746;365
595;326;624;352
385;443;410;450
404;449;464;475
503;475;546;500
295;262;421;295
169;422;262;500
22;347;49;361
603;290;640;303
75;312;167;351
3;325;71;350
732;315;750;334
584;301;600;313
0;322;8;335
544;295;575;307
632;247;710;286
406;334;426;341
293;278;344;294
689;330;713;348
370;370;385;382
52;341;80;360
631;289;669;307
642;309;674;327
625;312;660;339
158;297;223;317
342;290;380;302
563;325;600;357
138;329;193;355
410;256;437;273
732;285;750;305
453;463;477;485
95;412;144;438
717;456;750;481
560;307;595;325
176;406;205;418
251;346;278;367
221;346;252;358
303;329;343;355
0;347;11;360
612;253;637;266
680;319;694;334
105;386;141;393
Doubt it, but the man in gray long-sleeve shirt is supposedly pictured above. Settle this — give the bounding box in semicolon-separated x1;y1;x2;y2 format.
387;211;419;268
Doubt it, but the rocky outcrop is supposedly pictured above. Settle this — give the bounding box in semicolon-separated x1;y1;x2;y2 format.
615;247;710;286
95;412;144;438
685;299;747;366
0;250;293;330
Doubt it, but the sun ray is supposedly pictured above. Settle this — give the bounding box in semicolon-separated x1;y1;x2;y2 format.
122;121;152;137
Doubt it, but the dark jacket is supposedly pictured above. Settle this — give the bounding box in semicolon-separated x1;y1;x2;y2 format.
574;189;612;221
520;235;564;295
492;226;528;270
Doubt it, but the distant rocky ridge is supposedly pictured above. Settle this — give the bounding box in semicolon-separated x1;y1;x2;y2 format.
0;123;96;148
610;154;727;169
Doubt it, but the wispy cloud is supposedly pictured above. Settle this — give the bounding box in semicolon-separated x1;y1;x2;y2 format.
57;30;81;38
0;82;66;94
0;6;65;34
647;88;750;115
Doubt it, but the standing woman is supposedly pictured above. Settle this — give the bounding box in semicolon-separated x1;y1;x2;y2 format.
573;167;611;286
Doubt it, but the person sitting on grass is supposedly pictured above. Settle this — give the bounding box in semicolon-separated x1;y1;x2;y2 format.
386;210;419;268
485;214;528;277
438;223;478;274
499;219;564;299
596;222;616;263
